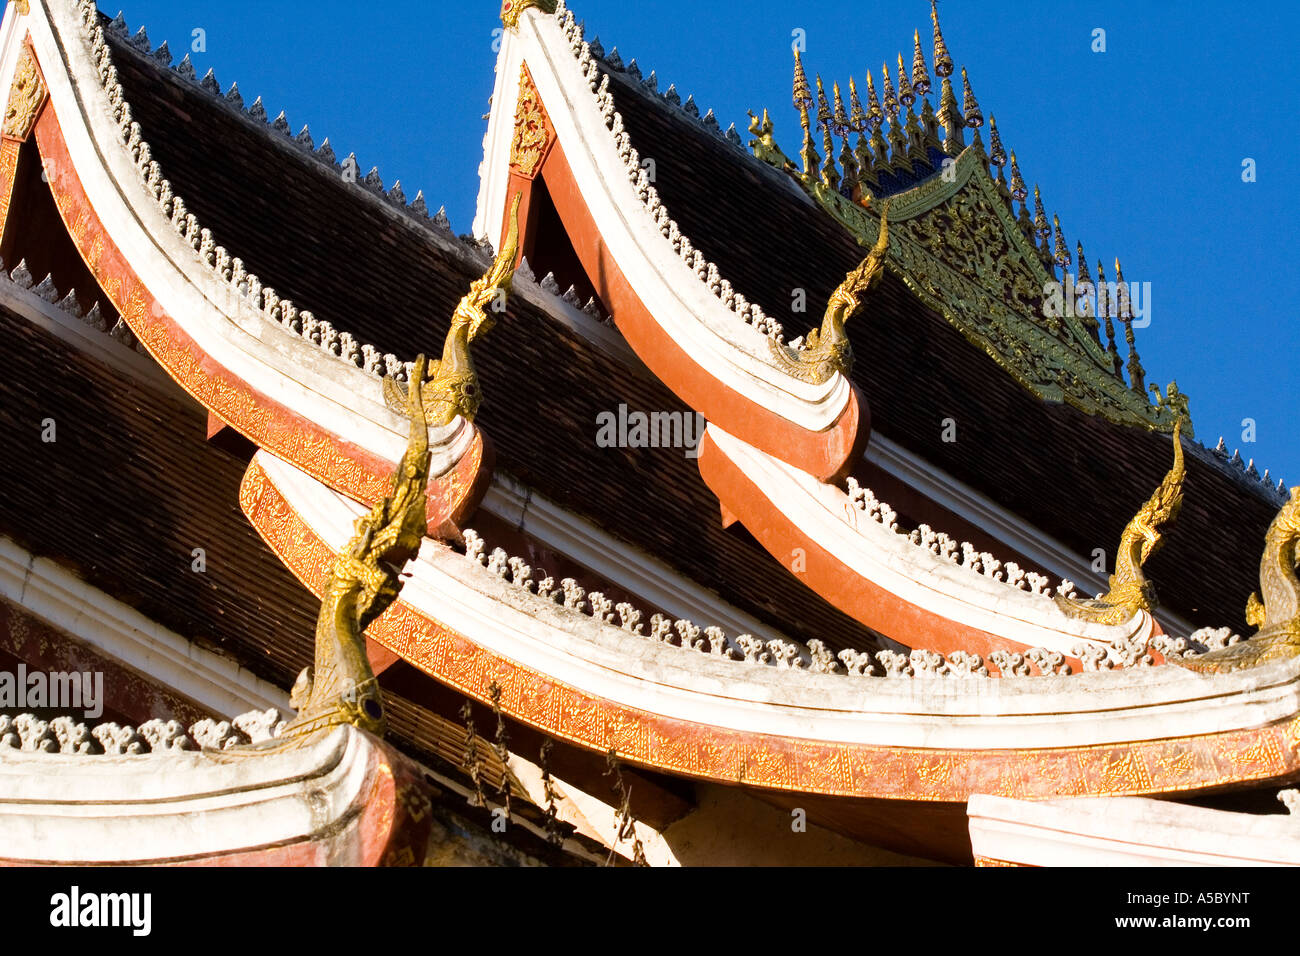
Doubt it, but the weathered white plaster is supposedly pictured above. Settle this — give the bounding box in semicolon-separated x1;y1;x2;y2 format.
0;726;375;862
0;535;288;717
968;792;1300;866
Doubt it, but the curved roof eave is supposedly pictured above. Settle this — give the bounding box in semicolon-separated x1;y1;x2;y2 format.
13;0;489;532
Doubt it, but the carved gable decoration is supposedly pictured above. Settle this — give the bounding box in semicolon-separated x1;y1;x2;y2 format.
3;46;48;142
756;135;1187;436
509;64;553;180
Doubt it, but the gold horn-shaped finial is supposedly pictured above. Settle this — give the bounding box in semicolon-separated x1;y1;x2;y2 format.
1175;486;1300;674
1055;419;1185;626
279;353;433;742
384;193;522;427
768;201;890;384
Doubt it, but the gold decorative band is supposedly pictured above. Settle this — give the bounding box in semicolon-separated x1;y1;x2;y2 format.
241;454;1300;803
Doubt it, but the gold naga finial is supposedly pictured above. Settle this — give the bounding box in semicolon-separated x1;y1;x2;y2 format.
279;354;433;742
500;0;556;31
384;192;522;426
1175;487;1300;674
1055;419;1185;626
769;202;890;384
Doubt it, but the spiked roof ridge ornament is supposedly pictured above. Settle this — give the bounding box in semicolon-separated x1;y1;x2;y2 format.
911;29;931;95
750;39;1189;437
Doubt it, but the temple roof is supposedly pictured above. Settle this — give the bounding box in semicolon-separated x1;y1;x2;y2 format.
92;19;891;656
20;5;1274;639
0;287;586;831
564;16;1282;634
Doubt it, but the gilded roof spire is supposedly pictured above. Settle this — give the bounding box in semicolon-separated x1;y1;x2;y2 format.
1053;214;1070;272
1115;258;1146;396
881;63;912;172
1096;258;1124;378
864;70;883;128
815;76;840;190
832;81;850;137
936;75;963;156
881;63;899;121
865;74;891;171
901;66;929;165
911;29;931;96
960;66;983;128
987;114;1007;168
1032;185;1049;240
931;0;954;78
1008;149;1027;200
848;77;878;190
793;50;819;178
839;135;860;198
848;77;868;132
1076;241;1100;340
792;48;813;113
815;74;833;130
897;53;915;109
832;82;855;194
919;94;942;151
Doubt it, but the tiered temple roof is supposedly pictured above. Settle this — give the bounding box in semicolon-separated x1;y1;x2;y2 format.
1;0;1297;866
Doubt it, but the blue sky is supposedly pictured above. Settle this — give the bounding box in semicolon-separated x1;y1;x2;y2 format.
102;0;1300;485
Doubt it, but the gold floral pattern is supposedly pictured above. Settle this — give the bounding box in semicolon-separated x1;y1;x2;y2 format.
2;46;45;142
509;65;552;180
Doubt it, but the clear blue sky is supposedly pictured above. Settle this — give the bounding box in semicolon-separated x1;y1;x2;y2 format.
101;0;1300;485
